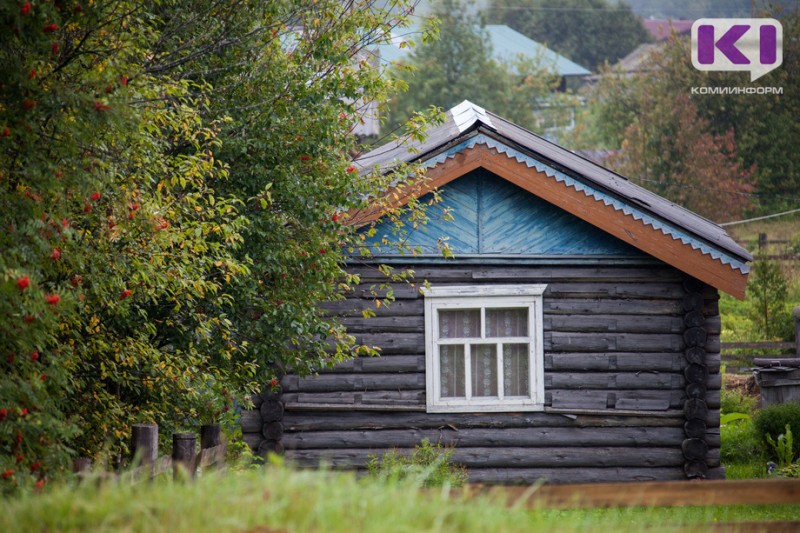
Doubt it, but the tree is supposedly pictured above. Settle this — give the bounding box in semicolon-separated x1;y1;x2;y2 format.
582;8;800;215
386;0;568;133
489;0;652;71
1;0;429;491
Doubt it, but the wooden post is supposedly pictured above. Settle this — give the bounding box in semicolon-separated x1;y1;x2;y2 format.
794;306;800;357
758;232;768;252
131;423;158;466
200;424;222;449
172;432;196;479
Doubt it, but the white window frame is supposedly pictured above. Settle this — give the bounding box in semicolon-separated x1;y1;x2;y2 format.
423;285;547;413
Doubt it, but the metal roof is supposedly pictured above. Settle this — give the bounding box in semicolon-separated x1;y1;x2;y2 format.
355;100;752;269
376;24;590;77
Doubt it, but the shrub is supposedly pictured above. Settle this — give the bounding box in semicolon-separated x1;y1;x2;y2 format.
367;439;468;488
754;402;800;461
720;415;765;466
721;387;757;416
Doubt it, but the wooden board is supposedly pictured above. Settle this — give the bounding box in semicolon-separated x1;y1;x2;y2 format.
490;479;800;508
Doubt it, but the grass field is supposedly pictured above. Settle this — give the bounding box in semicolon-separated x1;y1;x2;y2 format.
2;465;799;532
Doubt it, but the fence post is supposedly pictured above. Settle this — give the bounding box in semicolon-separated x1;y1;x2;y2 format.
131;423;158;467
758;232;768;252
200;424;222;449
794;306;800;357
172;432;197;479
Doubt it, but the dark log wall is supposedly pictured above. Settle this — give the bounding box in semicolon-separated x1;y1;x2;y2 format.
241;262;723;484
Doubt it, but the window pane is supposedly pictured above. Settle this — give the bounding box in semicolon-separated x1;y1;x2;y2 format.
470;344;498;397
503;343;530;397
486;308;528;337
438;309;480;338
439;345;465;398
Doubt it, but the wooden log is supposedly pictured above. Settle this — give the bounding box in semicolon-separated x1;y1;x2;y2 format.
545;372;684;390
282;373;425;393
321;299;422;317
260;399;285;423
549;389;684;410
684;419;707;439
258;440;284;457
172;432;196;478
469;266;682;283
545;315;686;334
685;383;707;400
683;277;705;293
351;333;424;354
283;390;425;406
682;438;709;461
546;353;685;372
262;421;284;441
467;466;686;485
684;399;708;421
285;446;685;469
200;424;222;450
543;282;686;300
685;347;706;365
242;432;261;451
545;299;682;316
339;316;425;333
323;355;425;373
239;409;262;433
684;364;710;385
547;332;685;352
683;293;704;313
683;311;706;328
281;426;686;450
683;327;708;348
684;460;709;478
282;411;684;432
131;424;158;466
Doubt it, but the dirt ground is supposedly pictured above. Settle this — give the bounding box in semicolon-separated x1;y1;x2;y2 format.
724;372;760;400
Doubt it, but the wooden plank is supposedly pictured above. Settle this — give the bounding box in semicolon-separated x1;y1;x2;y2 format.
285;446;684;469
282;426;686;450
282;411;684;432
499;479;800;508
441;147;747;298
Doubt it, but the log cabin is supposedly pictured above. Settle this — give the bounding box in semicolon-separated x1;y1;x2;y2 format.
241;101;752;483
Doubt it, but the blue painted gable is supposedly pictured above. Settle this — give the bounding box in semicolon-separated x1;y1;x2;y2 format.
362;169;643;257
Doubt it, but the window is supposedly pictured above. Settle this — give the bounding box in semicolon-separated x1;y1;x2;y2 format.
423;285;546;413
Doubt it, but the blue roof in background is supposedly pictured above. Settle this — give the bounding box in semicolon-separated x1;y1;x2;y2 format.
376;24;590;77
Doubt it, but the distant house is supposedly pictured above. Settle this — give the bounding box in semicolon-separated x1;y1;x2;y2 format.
642;19;693;41
378;24;590;87
242;101;750;484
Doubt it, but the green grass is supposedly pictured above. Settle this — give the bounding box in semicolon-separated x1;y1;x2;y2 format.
1;465;799;532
